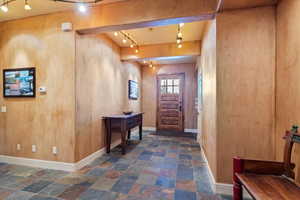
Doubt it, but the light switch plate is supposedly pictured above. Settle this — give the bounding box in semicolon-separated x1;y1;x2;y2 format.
1;106;6;113
32;145;37;153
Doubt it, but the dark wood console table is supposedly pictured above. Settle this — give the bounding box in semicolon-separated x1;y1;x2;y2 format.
103;112;143;155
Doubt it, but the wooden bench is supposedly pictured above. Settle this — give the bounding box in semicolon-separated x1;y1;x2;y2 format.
233;126;300;200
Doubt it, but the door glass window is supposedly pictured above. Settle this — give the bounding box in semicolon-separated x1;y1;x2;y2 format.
160;78;180;94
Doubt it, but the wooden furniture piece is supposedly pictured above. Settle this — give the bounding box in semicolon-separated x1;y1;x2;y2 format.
103;112;143;155
233;126;300;200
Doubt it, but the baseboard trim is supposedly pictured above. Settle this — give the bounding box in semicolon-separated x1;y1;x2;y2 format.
0;139;121;172
184;129;198;133
201;150;251;198
143;127;156;131
0;155;75;171
143;127;198;134
74;139;121;170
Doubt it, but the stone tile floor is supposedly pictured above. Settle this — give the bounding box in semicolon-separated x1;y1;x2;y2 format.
0;131;233;200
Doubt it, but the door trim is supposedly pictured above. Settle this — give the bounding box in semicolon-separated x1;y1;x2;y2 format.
156;72;185;132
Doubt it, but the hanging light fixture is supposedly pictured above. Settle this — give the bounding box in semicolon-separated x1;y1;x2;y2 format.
24;0;31;10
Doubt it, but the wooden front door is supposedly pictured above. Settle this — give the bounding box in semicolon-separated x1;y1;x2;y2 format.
157;73;185;131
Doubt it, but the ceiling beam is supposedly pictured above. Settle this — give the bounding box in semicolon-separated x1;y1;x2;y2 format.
76;0;217;34
120;41;201;61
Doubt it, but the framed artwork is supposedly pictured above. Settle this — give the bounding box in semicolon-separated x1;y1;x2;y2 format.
128;80;138;100
3;68;36;97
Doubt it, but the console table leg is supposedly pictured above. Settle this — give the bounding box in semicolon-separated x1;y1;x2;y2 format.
128;129;131;140
121;119;126;155
105;119;111;154
139;123;143;140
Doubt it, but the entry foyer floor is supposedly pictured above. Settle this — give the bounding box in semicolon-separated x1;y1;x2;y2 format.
0;131;231;200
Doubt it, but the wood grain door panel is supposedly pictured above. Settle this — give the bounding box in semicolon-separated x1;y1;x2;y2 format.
157;73;184;131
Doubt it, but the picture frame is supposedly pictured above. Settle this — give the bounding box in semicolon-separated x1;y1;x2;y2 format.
3;67;36;98
128;80;138;100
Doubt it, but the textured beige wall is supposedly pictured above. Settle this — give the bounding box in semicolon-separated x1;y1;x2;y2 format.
216;6;276;183
198;20;218;178
75;34;142;161
142;64;197;130
276;0;300;183
0;14;76;163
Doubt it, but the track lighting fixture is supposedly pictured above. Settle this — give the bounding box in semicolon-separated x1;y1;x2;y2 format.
0;0;103;12
117;31;140;53
176;23;184;48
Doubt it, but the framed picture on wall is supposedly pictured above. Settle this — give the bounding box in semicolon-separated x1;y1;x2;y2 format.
128;80;138;100
3;68;36;97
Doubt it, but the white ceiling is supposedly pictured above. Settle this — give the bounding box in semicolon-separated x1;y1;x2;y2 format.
106;21;205;47
0;0;124;22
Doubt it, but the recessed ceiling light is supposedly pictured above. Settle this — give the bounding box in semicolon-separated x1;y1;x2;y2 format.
130;44;134;48
114;32;118;36
1;5;8;12
78;3;87;13
122;39;127;43
24;0;31;10
178;44;183;48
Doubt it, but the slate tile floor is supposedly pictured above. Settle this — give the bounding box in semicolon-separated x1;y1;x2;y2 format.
0;131;233;200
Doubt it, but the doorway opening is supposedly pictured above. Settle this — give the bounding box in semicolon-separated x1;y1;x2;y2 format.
157;73;185;132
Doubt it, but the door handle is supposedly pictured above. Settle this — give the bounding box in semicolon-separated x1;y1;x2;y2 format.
179;105;182;112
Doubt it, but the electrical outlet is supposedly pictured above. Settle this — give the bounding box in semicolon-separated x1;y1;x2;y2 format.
52;146;58;155
1;106;6;113
17;144;21;151
32;145;36;153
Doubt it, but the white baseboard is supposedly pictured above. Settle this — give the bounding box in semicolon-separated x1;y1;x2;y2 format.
0;139;121;172
74;139;121;170
184;129;198;133
201;150;251;199
0;155;75;171
143;127;198;134
143;127;156;131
